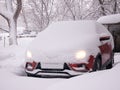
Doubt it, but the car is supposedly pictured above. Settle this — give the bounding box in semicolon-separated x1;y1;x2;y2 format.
25;20;114;78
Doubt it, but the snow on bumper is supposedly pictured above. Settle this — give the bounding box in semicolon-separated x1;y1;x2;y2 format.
25;55;94;78
25;69;86;78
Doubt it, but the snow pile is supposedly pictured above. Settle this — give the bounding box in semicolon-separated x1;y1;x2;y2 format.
0;38;34;75
0;53;120;90
0;69;64;90
97;14;120;24
47;54;120;90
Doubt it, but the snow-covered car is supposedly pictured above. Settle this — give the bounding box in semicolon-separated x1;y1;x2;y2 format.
25;20;114;78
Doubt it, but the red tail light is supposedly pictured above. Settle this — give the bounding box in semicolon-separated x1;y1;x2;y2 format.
26;61;37;71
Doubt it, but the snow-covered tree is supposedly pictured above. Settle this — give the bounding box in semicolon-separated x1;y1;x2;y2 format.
55;0;93;20
22;0;55;32
0;0;22;45
6;0;119;35
89;0;120;19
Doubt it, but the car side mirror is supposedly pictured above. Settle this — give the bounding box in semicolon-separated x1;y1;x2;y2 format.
99;33;110;41
100;36;110;41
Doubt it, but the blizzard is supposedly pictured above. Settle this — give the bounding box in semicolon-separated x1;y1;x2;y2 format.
0;37;120;90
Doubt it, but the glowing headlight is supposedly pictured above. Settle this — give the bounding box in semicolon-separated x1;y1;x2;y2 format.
75;50;86;60
27;50;32;59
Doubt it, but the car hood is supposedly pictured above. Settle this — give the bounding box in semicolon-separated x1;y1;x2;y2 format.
27;35;100;63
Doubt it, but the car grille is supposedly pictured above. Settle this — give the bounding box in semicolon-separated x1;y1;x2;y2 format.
36;63;70;71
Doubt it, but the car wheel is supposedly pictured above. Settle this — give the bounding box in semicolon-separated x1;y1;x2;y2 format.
92;57;101;71
26;73;31;77
26;73;35;77
106;53;114;69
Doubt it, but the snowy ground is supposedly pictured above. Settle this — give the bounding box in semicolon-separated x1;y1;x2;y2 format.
0;37;120;90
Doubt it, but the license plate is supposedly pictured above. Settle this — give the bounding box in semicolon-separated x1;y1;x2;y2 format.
41;63;64;69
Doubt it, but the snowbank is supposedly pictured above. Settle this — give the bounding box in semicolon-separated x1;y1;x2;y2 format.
0;69;64;90
47;54;120;90
0;54;120;90
97;14;120;24
0;38;34;75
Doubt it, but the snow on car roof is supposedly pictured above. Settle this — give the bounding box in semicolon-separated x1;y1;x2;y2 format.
37;20;97;38
29;20;105;56
97;14;120;24
40;20;97;34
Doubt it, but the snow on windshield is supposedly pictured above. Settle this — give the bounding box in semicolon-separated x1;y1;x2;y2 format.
40;20;97;36
28;20;99;54
31;20;98;50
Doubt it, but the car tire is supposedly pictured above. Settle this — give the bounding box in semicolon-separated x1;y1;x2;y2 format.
92;56;101;71
26;73;31;77
26;73;34;77
106;52;114;69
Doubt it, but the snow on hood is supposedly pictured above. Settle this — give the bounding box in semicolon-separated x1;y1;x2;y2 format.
97;14;120;24
27;20;101;62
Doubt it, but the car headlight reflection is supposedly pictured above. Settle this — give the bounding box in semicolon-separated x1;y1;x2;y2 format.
27;50;32;59
75;50;86;60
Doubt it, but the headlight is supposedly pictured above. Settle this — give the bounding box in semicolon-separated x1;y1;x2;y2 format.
26;50;32;59
75;50;86;60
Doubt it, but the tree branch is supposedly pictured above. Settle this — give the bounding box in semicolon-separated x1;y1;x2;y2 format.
0;12;10;27
64;0;76;20
13;0;22;20
0;11;9;21
0;28;9;33
98;0;106;16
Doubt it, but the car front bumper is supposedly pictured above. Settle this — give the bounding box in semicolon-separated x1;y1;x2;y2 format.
25;55;94;78
25;69;87;78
